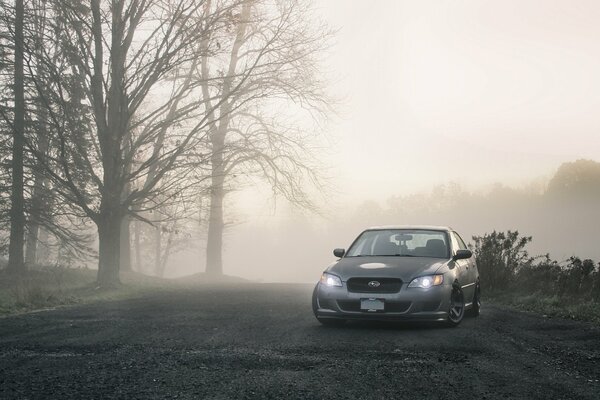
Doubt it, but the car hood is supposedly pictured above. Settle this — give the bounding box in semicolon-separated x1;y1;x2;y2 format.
327;256;448;282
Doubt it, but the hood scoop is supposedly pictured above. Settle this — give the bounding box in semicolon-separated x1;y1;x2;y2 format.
358;262;388;269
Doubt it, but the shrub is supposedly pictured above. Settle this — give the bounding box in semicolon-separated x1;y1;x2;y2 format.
471;231;600;303
470;231;534;292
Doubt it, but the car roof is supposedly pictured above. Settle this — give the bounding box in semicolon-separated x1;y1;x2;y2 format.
366;225;453;232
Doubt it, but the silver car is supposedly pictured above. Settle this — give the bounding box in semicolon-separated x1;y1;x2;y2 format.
312;226;481;327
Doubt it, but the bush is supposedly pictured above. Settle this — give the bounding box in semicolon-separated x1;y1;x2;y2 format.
470;231;534;292
471;231;600;303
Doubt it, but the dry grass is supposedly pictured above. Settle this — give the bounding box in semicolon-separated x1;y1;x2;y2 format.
0;267;171;315
485;291;600;325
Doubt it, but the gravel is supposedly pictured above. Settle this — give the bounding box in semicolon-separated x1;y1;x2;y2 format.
0;283;599;399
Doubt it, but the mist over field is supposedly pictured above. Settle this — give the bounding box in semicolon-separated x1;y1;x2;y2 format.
162;159;600;282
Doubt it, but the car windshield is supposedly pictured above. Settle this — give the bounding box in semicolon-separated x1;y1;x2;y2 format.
345;229;450;258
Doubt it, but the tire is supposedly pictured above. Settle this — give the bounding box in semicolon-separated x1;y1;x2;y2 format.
466;283;481;317
312;285;346;327
446;285;465;327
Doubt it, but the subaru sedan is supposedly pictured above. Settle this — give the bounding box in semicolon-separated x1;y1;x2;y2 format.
312;226;480;326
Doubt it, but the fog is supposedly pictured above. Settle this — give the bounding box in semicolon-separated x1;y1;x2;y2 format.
3;3;600;397
3;0;600;286
321;0;600;198
159;0;600;282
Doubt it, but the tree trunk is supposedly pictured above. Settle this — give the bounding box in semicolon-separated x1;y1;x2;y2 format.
134;220;141;272
205;133;225;276
25;224;39;267
25;112;49;268
7;0;26;274
91;0;125;287
119;214;131;271
119;138;132;271
154;222;162;276
97;208;122;287
36;227;50;265
156;226;176;278
203;3;250;276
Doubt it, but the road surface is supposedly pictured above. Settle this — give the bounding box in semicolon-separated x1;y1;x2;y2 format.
1;283;599;399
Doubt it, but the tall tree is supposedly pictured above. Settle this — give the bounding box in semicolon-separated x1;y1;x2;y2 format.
27;0;246;287
24;0;52;267
7;0;26;273
200;0;332;275
0;0;91;268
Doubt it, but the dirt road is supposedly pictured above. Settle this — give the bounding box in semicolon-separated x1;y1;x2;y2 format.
1;283;599;399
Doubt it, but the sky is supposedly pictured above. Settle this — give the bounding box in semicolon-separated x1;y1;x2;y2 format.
315;0;600;201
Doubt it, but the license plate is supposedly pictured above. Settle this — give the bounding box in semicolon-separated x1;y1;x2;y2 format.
360;298;384;311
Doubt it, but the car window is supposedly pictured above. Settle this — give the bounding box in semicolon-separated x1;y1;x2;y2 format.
346;229;450;258
451;232;468;251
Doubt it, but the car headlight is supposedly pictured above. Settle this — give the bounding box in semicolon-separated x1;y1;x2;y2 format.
320;272;342;287
408;274;444;288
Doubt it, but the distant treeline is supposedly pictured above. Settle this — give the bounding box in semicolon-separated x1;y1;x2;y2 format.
472;230;600;302
350;159;600;262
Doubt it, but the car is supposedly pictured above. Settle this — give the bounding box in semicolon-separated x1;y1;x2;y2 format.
312;225;480;327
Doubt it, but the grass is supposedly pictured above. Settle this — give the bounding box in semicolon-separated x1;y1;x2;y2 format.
0;266;254;316
484;291;600;325
0;266;172;315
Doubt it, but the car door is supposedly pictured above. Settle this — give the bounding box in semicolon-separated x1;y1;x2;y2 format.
453;231;478;287
451;231;476;300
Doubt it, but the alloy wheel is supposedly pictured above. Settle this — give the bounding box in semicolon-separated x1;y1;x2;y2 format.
448;286;465;325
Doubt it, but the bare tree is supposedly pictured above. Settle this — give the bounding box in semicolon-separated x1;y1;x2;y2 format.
0;0;97;270
198;0;332;275
1;0;332;282
24;0;247;287
138;190;202;278
6;0;26;273
0;3;13;258
24;0;52;267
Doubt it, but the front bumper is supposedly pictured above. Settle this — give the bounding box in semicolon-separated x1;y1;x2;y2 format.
314;281;452;322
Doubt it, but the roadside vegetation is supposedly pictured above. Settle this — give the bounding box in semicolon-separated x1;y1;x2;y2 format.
0;266;171;315
472;231;600;324
0;264;253;315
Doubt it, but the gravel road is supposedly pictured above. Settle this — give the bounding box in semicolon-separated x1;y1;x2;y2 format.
1;283;599;399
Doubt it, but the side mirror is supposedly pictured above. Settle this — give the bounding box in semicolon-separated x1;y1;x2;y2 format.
453;249;472;261
333;248;345;258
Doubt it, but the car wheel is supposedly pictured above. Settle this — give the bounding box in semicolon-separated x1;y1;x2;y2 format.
446;285;465;327
467;283;481;317
312;285;346;327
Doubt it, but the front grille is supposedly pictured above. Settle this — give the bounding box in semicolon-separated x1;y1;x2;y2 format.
420;300;441;312
318;298;336;310
346;278;402;293
337;300;361;312
385;301;411;313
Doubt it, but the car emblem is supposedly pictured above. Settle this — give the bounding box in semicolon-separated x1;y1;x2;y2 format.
368;280;381;288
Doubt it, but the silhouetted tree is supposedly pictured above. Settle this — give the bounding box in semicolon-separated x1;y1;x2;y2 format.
26;0;245;287
199;0;332;275
6;0;26;274
547;159;600;200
